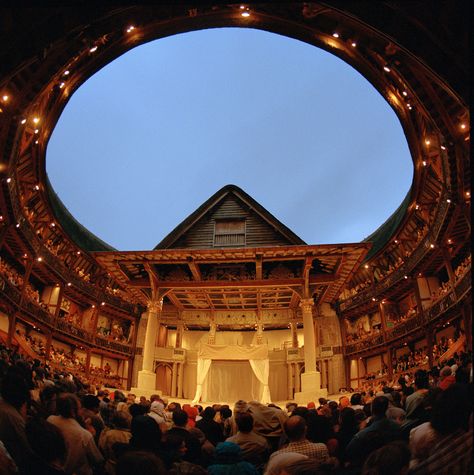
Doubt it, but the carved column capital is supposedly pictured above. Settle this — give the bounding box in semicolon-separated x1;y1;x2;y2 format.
299;297;314;314
147;299;163;314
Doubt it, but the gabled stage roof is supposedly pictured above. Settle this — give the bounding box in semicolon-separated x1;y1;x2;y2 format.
93;186;371;310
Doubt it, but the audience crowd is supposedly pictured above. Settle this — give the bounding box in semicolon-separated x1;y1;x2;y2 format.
0;339;471;475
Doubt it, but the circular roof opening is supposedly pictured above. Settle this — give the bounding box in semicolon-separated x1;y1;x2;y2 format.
46;27;413;251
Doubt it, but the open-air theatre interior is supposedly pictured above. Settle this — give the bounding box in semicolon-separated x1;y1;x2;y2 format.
0;3;470;405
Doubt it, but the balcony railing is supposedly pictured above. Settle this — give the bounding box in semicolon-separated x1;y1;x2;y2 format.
0;283;133;355
345;275;471;356
339;195;450;312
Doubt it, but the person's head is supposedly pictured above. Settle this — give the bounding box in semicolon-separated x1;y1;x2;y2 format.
414;369;429;390
164;432;187;459
305;412;333;443
56;393;81;419
361;441;410;475
291;406;309;418
339;396;350;408
129;403;148;418
113;410;132;430
220;406;232;420
0;371;30;409
116;451;166;475
201;406;216;421
236;412;254;433
318;397;328;406
26;417;67;466
386;407;406;425
350;393;362;406
371;396;389;418
286;402;297;413
339;407;357;430
130;415;162;451
284;416;307;442
172;409;188;428
440;366;452;379
82;394;100;413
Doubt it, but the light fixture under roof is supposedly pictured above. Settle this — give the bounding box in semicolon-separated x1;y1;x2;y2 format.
332;32;339;38
383;65;391;72
89;45;98;53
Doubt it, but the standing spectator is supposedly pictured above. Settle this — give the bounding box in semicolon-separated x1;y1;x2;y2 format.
196;407;224;447
47;393;104;475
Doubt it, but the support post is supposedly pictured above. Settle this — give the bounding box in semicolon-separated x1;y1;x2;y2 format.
294;298;327;403
136;299;162;391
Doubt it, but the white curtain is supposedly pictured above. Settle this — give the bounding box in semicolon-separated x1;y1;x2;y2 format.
203;361;261;402
249;359;272;404
192;358;211;403
192;344;271;404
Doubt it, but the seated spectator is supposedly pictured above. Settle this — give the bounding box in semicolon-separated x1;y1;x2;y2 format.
438;366;456;390
226;412;270;470
270;416;332;467
409;384;472;473
0;371;34;472
81;394;105;444
116;450;166;475
166;409;203;464
25;417;67;475
361;441;410;475
346;396;401;467
148;401;168;431
99;411;132;475
207;441;258;475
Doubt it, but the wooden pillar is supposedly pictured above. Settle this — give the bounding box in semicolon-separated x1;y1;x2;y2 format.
52;285;64;327
287;363;293;400
126;357;134;390
177;362;184;398
426;328;434;368
387;348;393;376
412;278;425;321
379;301;388;342
441;246;455;285
19;258;34;306
171;362;177;398
0;224;9;251
7;313;16;346
294;363;301;393
300;298;317;373
176;323;184;348
85;348;92;377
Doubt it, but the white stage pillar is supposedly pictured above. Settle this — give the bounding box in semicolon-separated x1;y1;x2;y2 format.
294;298;327;404
136;299;162;391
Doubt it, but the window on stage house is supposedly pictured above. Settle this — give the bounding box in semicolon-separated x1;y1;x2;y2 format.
214;219;246;247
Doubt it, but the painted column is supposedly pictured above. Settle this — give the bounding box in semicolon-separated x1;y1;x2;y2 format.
171;362;177;397
293;298;327;403
177;362;184;398
290;321;298;348
301;298;317;373
287;363;293;400
136;299;162;390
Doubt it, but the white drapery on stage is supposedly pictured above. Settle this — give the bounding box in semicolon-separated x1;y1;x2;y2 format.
192;343;272;404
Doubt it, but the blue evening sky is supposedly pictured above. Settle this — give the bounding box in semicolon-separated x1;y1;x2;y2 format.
46;28;413;251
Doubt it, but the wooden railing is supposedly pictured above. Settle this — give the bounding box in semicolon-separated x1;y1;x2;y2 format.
339;194;451;312
344;271;470;356
0;279;133;356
